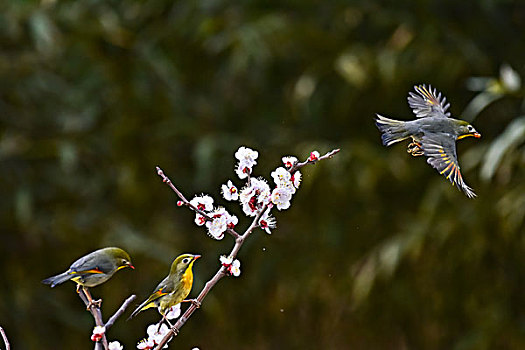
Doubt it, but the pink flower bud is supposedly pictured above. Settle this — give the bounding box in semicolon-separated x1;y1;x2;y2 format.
308;151;320;162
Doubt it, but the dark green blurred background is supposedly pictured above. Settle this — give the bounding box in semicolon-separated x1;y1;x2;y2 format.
1;0;524;349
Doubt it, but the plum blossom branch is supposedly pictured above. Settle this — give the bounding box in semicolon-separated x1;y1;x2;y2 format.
0;326;10;350
152;147;339;349
77;288;136;350
289;149;340;173
156;167;241;239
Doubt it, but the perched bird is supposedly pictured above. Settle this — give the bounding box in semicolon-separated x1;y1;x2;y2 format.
129;253;201;320
42;247;134;306
375;84;481;198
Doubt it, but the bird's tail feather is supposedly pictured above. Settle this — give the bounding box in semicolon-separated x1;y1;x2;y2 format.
128;300;155;320
42;271;73;288
375;114;410;146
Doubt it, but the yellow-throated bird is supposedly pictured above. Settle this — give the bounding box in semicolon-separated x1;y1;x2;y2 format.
129;253;201;319
375;84;481;198
42;247;134;306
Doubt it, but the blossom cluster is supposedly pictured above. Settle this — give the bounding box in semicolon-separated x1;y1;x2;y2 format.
190;195;238;239
220;255;241;277
136;305;181;349
186;147;305;240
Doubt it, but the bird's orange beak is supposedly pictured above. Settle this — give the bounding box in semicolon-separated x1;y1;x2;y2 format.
128;262;135;269
458;132;481;140
193;255;201;260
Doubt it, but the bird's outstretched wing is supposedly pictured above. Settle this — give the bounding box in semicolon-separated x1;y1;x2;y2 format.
408;85;451;118
421;134;476;198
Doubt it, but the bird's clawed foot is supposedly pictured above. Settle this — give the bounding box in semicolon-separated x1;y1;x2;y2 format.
407;142;424;156
184;299;202;309
182;298;201;308
80;286;102;309
157;316;174;332
87;299;102;310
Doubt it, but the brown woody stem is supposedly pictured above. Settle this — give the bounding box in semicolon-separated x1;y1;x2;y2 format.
0;326;10;350
77;288;136;350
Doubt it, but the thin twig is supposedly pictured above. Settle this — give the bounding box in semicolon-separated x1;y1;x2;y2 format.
156;167;241;239
0;326;10;350
105;294;137;329
289;148;340;173
153;149;339;349
77;289;136;350
77;288;108;350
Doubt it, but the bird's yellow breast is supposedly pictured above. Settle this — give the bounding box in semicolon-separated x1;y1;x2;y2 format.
181;267;194;294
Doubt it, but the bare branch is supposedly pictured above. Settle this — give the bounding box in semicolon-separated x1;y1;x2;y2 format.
77;288;108;350
77;289;136;349
105;294;137;329
289;148;340;173
0;326;10;350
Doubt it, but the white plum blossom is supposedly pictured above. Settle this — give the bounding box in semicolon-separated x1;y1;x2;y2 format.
282;156;298;169
205;207;237;239
220;255;241;277
230;259;241;277
147;323;170;346
259;211;277;234
165;304;181;320
291;171;302;189
137;323;170;350
226;212;238;229
137;339;155;350
271;167;291;186
219;255;233;265
194;213;206;226
108;341;123;350
190;194;214;212
271;187;292;210
221;180;239;201
271;166;296;195
206;213;227;240
235;146;258;167
239;177;271;216
235;163;251;179
91;326;106;342
234;146;258;179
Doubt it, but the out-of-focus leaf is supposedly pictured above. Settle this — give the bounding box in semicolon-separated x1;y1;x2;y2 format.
29;10;60;56
480;116;525;181
335;52;367;87
500;64;521;92
462;91;502;122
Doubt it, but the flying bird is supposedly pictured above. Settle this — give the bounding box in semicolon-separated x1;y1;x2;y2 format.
375;84;481;198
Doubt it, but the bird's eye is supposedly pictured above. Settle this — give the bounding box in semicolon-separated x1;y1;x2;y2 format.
182;258;190;264
467;125;474;132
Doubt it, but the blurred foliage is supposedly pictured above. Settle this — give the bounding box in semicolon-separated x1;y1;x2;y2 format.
1;0;524;349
